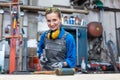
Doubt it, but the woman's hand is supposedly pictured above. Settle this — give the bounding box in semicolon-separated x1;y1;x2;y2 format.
40;53;48;63
51;62;63;68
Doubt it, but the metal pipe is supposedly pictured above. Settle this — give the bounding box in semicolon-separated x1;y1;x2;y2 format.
0;9;4;39
94;6;120;12
114;12;120;56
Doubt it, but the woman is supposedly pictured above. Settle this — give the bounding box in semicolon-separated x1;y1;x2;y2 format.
37;7;76;70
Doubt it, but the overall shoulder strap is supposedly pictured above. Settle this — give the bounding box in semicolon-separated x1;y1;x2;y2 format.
44;30;50;38
61;31;69;40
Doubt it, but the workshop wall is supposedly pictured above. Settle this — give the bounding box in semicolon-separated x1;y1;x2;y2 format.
20;0;120;55
101;0;120;28
100;0;120;50
37;0;70;7
116;13;120;27
103;0;120;8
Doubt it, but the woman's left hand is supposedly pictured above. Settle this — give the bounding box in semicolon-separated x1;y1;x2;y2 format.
51;62;63;68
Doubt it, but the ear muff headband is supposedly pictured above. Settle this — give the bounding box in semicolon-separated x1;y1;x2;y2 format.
47;29;60;39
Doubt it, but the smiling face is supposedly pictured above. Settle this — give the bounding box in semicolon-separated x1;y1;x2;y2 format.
45;7;61;31
46;12;61;31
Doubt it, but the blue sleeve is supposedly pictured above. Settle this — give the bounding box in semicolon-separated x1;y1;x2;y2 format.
37;32;46;56
65;34;76;68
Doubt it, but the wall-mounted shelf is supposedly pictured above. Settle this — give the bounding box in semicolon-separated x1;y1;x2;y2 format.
0;3;89;14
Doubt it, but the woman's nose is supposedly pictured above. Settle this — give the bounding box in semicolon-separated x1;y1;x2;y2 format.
50;21;54;26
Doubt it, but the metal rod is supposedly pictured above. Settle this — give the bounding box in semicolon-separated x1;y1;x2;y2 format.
0;9;4;39
114;12;120;56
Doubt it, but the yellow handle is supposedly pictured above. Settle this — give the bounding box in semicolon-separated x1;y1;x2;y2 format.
13;18;16;29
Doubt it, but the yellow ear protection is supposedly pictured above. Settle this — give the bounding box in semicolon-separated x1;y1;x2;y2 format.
47;29;60;39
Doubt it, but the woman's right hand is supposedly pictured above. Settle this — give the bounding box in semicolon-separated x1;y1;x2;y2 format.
40;53;48;63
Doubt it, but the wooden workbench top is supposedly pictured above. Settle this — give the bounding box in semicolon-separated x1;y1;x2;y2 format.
0;74;120;80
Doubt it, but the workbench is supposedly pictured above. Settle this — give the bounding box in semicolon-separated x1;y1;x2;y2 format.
0;74;120;80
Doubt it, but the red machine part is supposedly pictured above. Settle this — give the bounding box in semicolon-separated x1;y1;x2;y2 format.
87;22;103;38
28;57;42;71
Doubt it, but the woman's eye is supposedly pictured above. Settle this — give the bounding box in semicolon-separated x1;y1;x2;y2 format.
53;19;57;22
47;20;51;22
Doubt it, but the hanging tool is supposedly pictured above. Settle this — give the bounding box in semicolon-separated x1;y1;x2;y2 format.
9;0;21;74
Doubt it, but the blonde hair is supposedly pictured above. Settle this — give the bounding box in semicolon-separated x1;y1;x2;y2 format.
45;7;61;18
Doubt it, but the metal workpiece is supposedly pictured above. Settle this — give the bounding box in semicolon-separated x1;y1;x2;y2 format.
56;68;76;75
